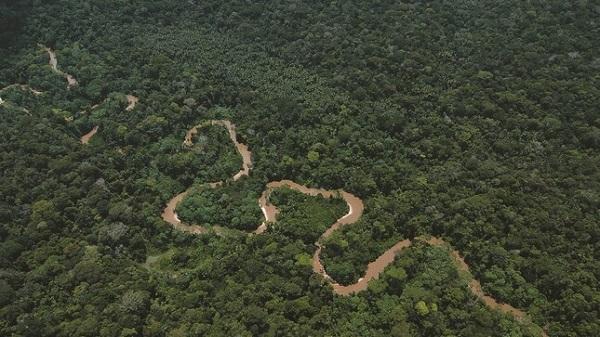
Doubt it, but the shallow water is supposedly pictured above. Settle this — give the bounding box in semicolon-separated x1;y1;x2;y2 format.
162;120;546;335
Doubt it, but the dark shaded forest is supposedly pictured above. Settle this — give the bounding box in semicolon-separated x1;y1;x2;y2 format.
1;1;599;336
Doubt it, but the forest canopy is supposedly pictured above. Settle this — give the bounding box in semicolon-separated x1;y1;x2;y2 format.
1;1;599;337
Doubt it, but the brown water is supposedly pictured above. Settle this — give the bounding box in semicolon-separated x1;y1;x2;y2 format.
80;126;99;144
255;180;364;235
0;84;43;96
41;46;78;89
0;85;42;113
161;190;209;234
0;85;40;115
126;95;138;111
256;180;411;296
254;181;543;332
162;120;251;230
424;238;547;336
1;102;32;116
254;180;371;295
11;45;548;334
19;48;540;330
162;119;547;336
322;239;412;294
74;94;139;140
86;94;137;113
422;238;529;318
184;120;252;180
466;265;527;319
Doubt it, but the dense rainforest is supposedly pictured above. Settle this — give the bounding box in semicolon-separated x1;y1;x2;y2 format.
1;1;599;336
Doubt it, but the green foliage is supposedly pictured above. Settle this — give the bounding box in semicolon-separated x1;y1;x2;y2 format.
177;178;263;231
268;187;347;243
414;301;430;316
1;1;598;336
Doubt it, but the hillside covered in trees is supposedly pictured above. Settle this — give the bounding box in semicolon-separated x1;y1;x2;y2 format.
1;1;599;337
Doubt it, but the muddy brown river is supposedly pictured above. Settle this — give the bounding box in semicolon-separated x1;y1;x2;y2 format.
162;120;251;229
77;94;138;143
0;84;43;115
0;84;43;96
15;44;547;334
80;126;99;144
163;121;547;335
126;95;138;111
41;46;78;89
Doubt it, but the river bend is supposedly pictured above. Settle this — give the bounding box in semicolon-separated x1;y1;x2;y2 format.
161;120;548;336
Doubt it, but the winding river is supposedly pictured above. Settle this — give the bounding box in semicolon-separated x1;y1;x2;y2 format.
0;84;43;96
161;120;252;233
41;45;78;89
79;94;138;144
0;84;43;114
163;120;548;336
14;42;546;335
80;126;99;144
41;45;127;145
126;95;139;111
